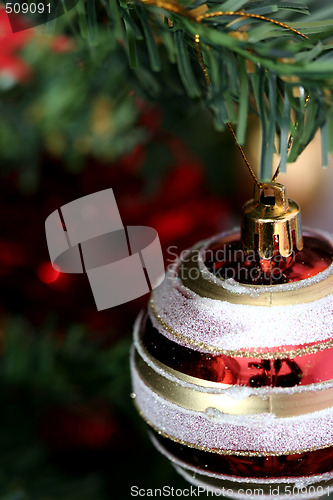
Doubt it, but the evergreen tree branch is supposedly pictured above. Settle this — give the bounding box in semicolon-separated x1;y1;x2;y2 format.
80;0;333;178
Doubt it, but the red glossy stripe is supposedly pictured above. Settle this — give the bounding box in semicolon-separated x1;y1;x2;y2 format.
142;315;333;387
204;233;333;286
152;431;333;478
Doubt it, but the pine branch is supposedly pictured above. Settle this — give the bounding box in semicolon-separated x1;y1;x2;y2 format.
72;0;333;179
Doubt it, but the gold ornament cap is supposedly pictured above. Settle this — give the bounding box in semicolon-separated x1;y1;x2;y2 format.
241;182;303;259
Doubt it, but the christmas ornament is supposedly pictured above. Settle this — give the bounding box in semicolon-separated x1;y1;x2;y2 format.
131;180;333;498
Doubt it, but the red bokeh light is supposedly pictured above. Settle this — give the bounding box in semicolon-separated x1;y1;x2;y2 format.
37;262;60;284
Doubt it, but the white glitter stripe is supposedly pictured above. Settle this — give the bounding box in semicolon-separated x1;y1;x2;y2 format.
152;236;333;350
131;357;333;453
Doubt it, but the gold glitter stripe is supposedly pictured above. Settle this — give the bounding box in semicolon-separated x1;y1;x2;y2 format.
135;350;333;418
150;297;333;359
133;401;333;457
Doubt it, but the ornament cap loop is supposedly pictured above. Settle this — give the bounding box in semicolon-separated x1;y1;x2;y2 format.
241;182;303;259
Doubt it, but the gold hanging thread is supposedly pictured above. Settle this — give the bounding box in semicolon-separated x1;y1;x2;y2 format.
194;34;211;86
226;123;263;188
139;0;308;41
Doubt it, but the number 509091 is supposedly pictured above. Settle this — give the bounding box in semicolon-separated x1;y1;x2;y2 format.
6;3;51;14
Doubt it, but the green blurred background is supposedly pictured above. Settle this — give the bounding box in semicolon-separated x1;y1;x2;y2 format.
0;7;239;498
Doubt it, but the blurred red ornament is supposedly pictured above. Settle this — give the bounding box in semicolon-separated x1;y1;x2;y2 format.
118;144;147;173
0;8;32;46
0;8;74;84
136;99;163;133
37;262;60;284
39;403;120;450
50;35;75;54
0;240;26;275
0;8;32;83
